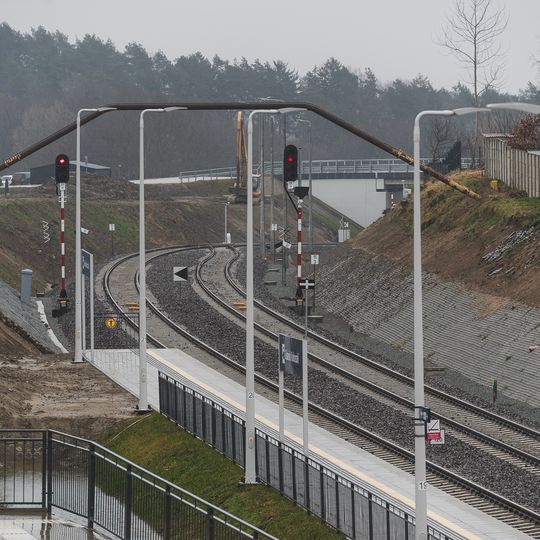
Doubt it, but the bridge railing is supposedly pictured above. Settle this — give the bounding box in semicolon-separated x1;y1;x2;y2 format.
0;428;277;540
177;158;474;183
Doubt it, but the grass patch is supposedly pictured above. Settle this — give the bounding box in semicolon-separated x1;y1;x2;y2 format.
104;413;344;540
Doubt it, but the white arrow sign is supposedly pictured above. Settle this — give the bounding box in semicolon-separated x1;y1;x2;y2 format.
173;266;188;282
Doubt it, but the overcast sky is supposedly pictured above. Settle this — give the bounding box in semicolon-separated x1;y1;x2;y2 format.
3;0;539;93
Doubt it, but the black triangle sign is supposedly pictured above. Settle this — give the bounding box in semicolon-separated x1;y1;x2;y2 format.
173;266;188;282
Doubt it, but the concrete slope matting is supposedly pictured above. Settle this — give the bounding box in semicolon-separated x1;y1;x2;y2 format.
317;248;540;408
0;278;59;352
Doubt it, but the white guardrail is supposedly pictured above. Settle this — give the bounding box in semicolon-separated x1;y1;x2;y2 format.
179;158;474;181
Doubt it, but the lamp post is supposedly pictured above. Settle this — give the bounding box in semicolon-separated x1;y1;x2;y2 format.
138;107;185;412
244;106;305;484
245;109;278;483
74;107;116;364
297;119;312;252
412;106;489;540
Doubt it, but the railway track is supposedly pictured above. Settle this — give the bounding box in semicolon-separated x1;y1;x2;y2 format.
103;245;540;538
214;247;540;465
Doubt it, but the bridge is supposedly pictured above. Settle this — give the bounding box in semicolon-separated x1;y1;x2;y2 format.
177;157;474;187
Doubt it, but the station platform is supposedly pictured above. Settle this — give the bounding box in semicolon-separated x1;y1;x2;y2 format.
89;348;534;540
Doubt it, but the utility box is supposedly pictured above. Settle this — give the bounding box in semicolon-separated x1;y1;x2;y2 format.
20;269;33;304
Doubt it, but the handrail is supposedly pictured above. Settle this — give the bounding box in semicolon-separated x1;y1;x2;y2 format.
0;428;277;540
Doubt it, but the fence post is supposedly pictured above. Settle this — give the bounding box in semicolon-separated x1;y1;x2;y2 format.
351;487;356;539
46;431;53;516
41;431;47;510
124;464;133;540
319;467;325;520
335;477;340;530
164;485;172;539
278;443;284;495
206;507;215;539
404;512;409;540
304;458;310;513
368;493;373;540
87;443;96;529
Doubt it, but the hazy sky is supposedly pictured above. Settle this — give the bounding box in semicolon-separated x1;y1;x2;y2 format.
3;0;539;93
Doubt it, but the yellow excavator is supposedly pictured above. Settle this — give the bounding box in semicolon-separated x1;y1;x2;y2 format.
229;112;261;203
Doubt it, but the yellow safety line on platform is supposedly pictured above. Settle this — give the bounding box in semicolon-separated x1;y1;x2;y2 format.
148;349;481;540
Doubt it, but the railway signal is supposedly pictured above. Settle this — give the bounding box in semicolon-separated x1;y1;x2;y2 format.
55;154;70;184
283;145;298;184
54;154;70;314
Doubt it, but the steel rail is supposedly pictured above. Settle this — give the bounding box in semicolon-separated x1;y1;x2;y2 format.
188;246;540;470
103;245;540;535
223;247;540;442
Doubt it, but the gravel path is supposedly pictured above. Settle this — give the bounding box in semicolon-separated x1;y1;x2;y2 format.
147;249;540;513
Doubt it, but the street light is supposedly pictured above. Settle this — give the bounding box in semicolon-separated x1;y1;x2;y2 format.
243;107;308;484
486;102;540;115
412;106;489;540
297;119;313;252
138;106;185;412
245;108;278;483
74;106;116;364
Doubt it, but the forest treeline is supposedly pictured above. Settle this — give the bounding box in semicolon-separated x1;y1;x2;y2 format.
1;24;539;178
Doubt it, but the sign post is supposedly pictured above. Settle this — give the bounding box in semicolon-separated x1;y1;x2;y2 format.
109;223;115;257
82;249;94;362
278;334;307;452
310;254;319;311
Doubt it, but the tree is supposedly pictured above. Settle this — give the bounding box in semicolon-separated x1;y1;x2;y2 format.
437;0;508;105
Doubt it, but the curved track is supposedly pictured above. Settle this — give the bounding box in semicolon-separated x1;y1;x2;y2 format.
104;245;540;538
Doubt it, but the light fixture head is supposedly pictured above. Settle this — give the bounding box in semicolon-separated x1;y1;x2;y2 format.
487;102;540;115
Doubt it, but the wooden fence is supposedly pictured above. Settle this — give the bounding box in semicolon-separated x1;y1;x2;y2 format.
484;137;540;197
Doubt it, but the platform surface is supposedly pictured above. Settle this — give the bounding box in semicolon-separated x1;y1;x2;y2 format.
90;348;535;540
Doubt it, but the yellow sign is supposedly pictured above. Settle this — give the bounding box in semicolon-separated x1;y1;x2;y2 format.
104;317;118;330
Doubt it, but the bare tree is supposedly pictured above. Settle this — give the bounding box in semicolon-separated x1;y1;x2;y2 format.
437;0;508;105
427;118;455;162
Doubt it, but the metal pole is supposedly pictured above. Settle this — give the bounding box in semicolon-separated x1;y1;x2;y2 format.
59;189;66;295
246;112;257;484
308;124;313;253
90;252;94;363
75;108;104;363
224;202;228;243
413;112;428;540
81;272;86;354
260;117;266;259
138;109;164;412
282;115;287;287
246;109;277;484
278;366;284;443
270;118;275;263
302;332;308;455
296;199;303;290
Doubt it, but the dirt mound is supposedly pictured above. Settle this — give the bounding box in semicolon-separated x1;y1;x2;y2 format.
355;174;540;307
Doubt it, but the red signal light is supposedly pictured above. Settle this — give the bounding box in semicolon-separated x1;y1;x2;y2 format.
287;156;295;163
58;157;65;165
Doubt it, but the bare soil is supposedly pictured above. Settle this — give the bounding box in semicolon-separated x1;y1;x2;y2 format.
0;353;137;437
355;174;540;308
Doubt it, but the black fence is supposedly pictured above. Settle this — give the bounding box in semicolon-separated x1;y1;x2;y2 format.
159;373;458;540
0;429;276;540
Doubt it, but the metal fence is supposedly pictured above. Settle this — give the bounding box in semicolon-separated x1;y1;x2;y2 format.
158;373;460;540
0;429;276;540
484;137;540;197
